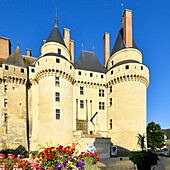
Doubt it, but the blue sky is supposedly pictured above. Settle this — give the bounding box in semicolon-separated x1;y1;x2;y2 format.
0;0;170;129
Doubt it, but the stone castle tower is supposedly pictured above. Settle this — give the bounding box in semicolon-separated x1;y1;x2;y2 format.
0;9;149;151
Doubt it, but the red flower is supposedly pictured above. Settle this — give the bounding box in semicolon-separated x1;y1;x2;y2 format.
0;153;5;159
57;145;63;152
8;153;15;159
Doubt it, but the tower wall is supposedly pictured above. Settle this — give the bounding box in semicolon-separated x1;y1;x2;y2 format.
32;55;74;147
107;50;149;151
40;42;70;61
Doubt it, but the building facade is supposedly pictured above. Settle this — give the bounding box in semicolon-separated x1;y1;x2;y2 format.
0;10;149;151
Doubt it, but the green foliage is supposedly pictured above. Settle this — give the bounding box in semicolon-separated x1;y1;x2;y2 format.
129;151;159;166
137;134;146;151
147;121;165;149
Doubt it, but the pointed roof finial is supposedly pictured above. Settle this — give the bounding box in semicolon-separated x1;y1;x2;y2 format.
82;44;84;51
54;16;58;27
121;3;124;24
17;41;20;48
92;45;94;52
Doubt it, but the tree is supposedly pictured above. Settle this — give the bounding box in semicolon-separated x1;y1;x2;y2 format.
147;121;164;150
137;134;146;151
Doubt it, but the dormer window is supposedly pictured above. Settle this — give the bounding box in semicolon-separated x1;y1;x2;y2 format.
58;49;61;55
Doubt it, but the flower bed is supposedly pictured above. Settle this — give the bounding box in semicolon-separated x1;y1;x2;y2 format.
0;145;100;169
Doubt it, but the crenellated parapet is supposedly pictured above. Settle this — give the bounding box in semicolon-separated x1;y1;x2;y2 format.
34;68;74;84
74;80;106;88
0;76;27;85
106;74;149;88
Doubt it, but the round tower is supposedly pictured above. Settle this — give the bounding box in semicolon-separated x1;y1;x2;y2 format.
35;18;74;146
107;10;149;151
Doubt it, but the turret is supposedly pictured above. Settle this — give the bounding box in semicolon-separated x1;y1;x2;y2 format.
107;9;149;151
40;17;70;61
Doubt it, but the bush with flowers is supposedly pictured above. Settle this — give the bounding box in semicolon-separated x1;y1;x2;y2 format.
0;153;31;169
0;145;100;169
33;145;100;169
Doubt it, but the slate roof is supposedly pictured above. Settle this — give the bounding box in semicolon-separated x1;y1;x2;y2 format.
3;47;26;67
111;28;138;56
46;26;66;47
74;50;106;73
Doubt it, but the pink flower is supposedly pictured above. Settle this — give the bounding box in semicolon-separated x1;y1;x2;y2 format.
0;153;5;159
8;153;15;159
31;162;39;169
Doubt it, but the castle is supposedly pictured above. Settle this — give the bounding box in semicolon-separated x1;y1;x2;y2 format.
0;9;149;151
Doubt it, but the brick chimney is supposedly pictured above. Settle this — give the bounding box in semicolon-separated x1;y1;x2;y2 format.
0;36;11;59
70;40;74;63
26;48;32;56
123;9;133;47
64;28;70;49
103;32;110;67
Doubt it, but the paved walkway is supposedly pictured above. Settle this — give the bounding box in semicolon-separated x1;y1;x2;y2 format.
97;157;170;170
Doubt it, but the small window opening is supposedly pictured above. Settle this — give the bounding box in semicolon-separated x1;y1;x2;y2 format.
80;100;84;108
56;58;60;63
5;65;8;70
56;109;60;119
110;119;112;129
78;71;81;75
125;65;129;69
21;68;24;73
90;73;93;77
58;49;61;55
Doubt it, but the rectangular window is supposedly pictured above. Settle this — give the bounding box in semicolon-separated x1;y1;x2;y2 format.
111;70;113;75
31;68;35;73
99;102;105;110
5;65;8;70
4;99;7;107
80;87;84;95
21;68;24;73
70;65;72;69
110;119;112;129
125;65;129;69
55;76;60;86
55;92;60;102
141;66;143;70
80;100;84;108
110;86;112;93
4;84;7;93
111;61;114;66
99;89;104;97
56;109;60;119
78;71;81;75
101;75;104;79
90;73;93;77
58;49;61;55
110;98;112;106
56;58;60;63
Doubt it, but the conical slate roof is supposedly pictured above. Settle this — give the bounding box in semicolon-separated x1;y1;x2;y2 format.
46;26;66;47
111;28;138;56
74;50;106;73
3;47;26;67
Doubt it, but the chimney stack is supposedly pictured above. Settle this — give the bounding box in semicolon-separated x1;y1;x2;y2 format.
103;32;110;67
64;28;70;49
26;48;32;56
123;9;133;47
0;36;11;59
70;40;74;63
